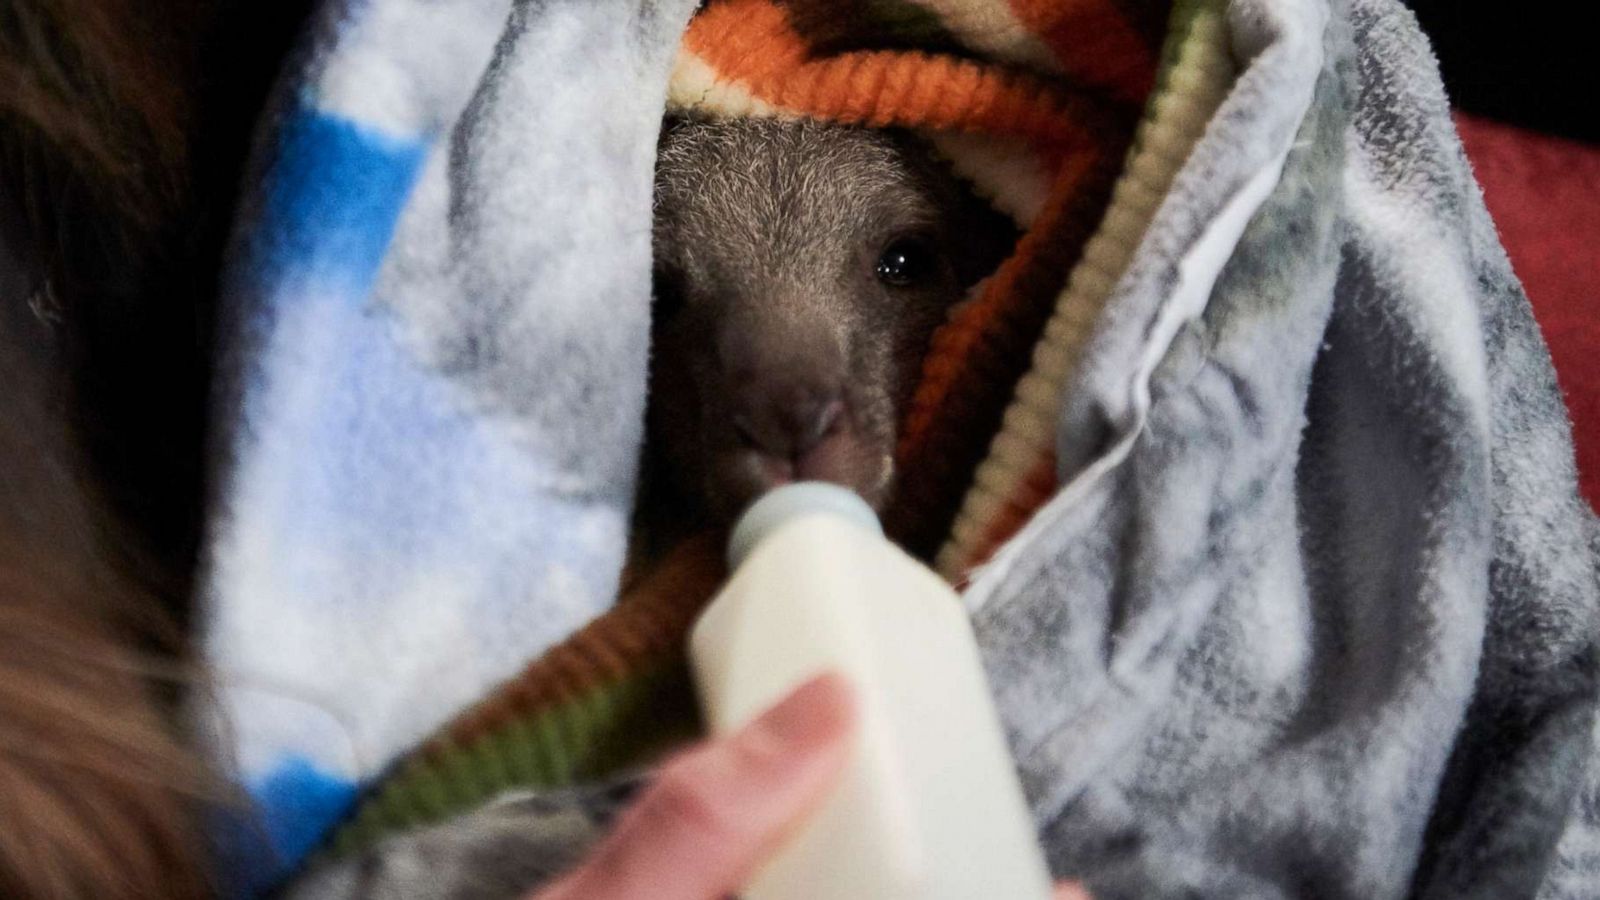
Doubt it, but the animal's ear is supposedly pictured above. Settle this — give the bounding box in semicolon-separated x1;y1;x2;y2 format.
944;181;1020;289
888;130;1020;289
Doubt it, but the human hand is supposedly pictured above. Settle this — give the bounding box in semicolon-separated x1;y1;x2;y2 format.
529;672;1091;900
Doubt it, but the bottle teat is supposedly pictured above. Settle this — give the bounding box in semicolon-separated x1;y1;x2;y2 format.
727;482;882;569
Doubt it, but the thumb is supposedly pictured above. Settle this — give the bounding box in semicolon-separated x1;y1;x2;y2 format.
534;672;856;900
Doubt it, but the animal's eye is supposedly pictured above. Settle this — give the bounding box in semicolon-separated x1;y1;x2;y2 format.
875;237;938;288
652;268;686;321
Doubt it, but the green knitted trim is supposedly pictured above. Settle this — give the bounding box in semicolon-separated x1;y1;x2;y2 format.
1126;0;1222;159
324;657;700;858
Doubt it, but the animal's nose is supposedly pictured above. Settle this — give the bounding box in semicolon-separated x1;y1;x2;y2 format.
729;381;845;461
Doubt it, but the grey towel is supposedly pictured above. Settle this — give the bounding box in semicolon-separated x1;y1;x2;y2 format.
968;0;1600;896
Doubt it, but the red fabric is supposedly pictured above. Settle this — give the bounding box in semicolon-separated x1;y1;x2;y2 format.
1455;112;1600;511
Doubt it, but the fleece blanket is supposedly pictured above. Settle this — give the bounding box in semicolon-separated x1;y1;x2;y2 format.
197;0;689;887
196;0;1600;896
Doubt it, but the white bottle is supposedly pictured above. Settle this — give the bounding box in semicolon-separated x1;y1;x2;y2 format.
689;482;1054;900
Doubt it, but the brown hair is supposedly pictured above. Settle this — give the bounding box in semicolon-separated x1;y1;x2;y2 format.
0;0;199;242
0;587;216;899
2;1;218;895
0;331;218;898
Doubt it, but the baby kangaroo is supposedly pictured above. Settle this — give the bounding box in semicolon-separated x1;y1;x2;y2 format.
648;115;1010;527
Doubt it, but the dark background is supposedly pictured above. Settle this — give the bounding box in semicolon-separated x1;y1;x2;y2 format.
1404;0;1594;143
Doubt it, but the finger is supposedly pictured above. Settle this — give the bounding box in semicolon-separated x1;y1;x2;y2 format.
535;672;856;900
1054;881;1094;900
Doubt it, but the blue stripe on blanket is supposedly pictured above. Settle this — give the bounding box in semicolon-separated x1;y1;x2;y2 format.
217;102;423;898
254;755;358;867
257;756;358;858
215;756;358;898
247;101;428;297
